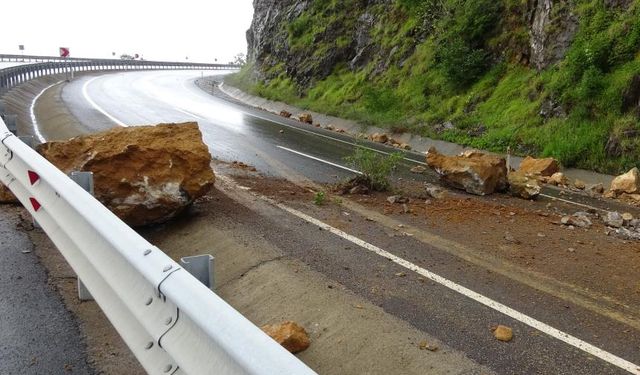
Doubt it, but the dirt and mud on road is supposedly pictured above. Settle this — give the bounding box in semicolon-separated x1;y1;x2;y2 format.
12;158;640;374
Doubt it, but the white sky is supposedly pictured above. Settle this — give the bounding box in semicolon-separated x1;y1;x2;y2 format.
0;0;254;63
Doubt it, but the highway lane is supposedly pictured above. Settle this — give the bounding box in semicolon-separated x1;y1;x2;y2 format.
52;70;640;374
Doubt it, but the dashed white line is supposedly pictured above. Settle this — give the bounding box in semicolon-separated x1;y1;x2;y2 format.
30;81;64;142
253;191;639;375
539;193;607;212
276;146;362;175
82;77;128;127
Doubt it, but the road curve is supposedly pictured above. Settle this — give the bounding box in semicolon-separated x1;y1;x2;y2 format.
45;70;640;375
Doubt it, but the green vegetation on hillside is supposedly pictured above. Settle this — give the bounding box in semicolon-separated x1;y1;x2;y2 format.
229;0;640;174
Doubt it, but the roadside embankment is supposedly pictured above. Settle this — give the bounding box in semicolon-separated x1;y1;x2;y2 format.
212;77;615;188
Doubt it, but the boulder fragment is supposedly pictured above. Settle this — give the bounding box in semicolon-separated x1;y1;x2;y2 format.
561;212;592;228
508;172;541;199
298;113;313;124
517;156;560;177
37;122;215;226
279;110;292;118
410;165;427;174
548;172;568;186
426;147;507;196
370;133;389;144
574;179;586;190
424;183;447;199
493;325;513;342
610;167;640;194
604;211;624;228
261;321;310;354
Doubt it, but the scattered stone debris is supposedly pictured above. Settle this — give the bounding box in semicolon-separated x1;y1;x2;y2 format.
610;167;640;195
279;110;292;118
561;212;592;229
261;321;310;354
37;122;215;227
426;147;508;196
424;183;447;200
298;113;313;124
547;172;568;186
349;185;369;195
418;340;439;352
324;124;335;131
573;179;586;190
589;183;605;195
493;325;514;342
622;212;634;224
518;156;560;177
508;172;541;199
370;133;389;143
410;165;427;174
231;161;258;172
387;195;410;204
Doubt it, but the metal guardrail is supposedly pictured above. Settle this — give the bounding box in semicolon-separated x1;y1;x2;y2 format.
0;118;315;375
0;53;240;97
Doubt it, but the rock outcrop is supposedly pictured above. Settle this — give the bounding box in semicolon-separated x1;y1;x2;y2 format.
426;148;508;196
261;321;310;354
37;122;215;226
528;0;578;70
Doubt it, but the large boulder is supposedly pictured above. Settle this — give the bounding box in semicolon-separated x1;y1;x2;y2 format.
517;156;559;177
37;122;215;226
610;167;640;194
426;148;508;196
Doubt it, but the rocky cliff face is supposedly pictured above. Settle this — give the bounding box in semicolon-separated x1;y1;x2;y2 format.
247;0;581;83
238;0;640;174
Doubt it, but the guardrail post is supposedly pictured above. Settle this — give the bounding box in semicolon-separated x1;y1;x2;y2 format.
179;254;215;291
69;171;96;301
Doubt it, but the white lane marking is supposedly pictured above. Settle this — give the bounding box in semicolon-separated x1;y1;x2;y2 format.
82;76;128;127
539;193;607;212
276;146;363;175
30;81;64;142
222;175;639;374
174;107;204;120
218;82;428;166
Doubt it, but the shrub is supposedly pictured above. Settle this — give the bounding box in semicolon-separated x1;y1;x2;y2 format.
344;147;403;191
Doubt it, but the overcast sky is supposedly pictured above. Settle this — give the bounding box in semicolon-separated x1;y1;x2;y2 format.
0;0;254;63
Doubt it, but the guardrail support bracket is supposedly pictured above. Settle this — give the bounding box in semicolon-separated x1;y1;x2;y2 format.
180;254;215;291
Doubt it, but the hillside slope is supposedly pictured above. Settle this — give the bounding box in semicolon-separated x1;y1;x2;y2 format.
229;0;640;174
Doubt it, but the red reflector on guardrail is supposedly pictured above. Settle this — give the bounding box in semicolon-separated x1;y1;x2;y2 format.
28;170;40;185
29;198;41;212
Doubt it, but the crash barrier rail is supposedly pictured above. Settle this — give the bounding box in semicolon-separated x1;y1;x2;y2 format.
0;53;239;97
0;117;315;375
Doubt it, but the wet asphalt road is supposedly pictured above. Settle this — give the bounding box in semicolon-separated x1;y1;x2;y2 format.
51;70;640;374
0;207;91;374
